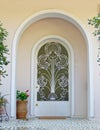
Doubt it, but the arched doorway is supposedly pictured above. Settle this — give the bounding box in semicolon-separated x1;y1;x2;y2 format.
31;36;74;117
11;10;94;119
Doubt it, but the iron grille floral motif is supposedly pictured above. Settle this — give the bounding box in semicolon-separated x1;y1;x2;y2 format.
37;42;69;101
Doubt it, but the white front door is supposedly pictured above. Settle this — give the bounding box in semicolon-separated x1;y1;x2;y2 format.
33;41;71;117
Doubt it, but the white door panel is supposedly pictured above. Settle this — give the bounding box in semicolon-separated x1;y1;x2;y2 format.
33;41;70;117
34;101;70;116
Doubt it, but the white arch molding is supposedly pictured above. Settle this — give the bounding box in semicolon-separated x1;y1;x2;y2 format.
11;9;94;119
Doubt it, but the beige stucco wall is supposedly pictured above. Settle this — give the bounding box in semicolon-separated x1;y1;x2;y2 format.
0;0;100;119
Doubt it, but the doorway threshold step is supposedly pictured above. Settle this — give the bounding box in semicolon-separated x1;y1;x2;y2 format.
37;116;67;119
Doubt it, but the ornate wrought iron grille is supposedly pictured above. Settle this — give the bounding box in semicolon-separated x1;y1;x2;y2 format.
37;42;69;101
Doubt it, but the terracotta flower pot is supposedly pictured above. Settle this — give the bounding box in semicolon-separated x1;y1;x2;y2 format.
16;100;28;119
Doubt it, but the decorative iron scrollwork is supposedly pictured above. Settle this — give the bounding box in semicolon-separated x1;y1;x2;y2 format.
37;42;69;101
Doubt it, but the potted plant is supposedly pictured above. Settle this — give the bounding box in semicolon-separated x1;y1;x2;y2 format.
16;90;29;119
0;93;8;113
0;22;9;121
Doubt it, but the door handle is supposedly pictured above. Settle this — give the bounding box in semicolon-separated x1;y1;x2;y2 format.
36;103;38;106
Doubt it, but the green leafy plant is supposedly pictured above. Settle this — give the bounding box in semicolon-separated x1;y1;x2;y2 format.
0;92;8;105
16;90;29;101
0;22;10;80
88;13;100;40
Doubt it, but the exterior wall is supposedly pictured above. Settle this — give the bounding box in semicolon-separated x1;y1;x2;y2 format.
0;0;100;119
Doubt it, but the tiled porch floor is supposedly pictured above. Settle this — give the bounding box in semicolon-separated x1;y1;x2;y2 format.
0;118;100;130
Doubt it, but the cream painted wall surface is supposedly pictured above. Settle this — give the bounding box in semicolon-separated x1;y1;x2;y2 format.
0;0;100;118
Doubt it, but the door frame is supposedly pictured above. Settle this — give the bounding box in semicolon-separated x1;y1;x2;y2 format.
11;10;94;119
31;35;74;117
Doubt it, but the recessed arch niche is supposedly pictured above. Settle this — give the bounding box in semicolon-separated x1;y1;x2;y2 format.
11;10;94;119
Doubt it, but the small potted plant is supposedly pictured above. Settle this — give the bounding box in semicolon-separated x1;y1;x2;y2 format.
0;22;10;122
16;90;29;119
0;92;8;113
